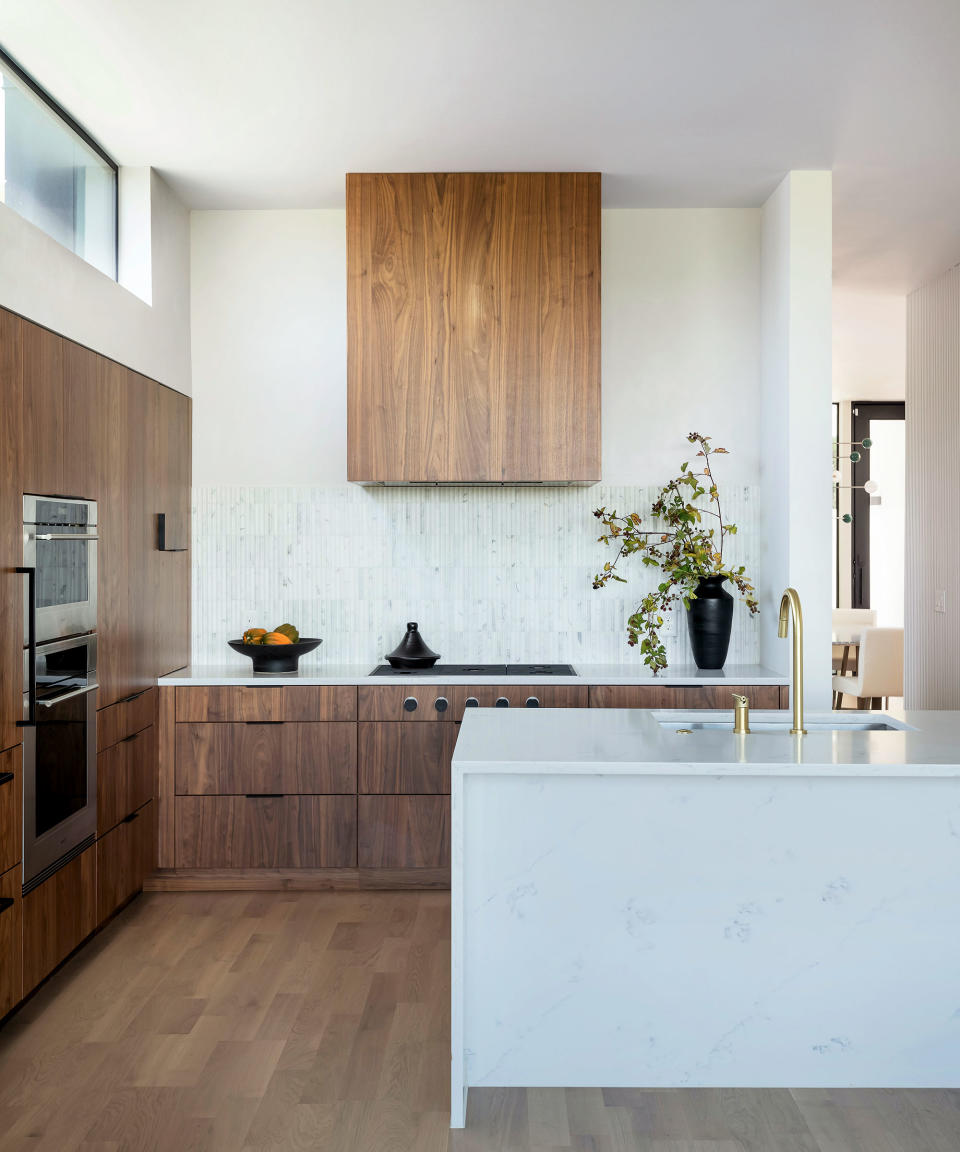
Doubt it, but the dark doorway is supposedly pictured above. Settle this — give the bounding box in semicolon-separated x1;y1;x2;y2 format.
851;401;905;618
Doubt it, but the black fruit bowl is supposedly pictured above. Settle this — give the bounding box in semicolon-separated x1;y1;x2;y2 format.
228;638;322;674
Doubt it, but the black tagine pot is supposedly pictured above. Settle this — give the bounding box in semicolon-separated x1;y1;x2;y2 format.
686;575;734;670
386;622;440;669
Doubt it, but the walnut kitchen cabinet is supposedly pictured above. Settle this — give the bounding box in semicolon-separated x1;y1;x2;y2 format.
21;846;96;995
588;684;788;709
97;802;155;925
0;863;22;1018
0;309;22;758
346;172;601;483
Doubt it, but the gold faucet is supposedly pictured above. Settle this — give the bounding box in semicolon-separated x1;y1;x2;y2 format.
732;693;751;734
778;587;806;735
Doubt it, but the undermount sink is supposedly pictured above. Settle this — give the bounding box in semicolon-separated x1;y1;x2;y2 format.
655;712;910;734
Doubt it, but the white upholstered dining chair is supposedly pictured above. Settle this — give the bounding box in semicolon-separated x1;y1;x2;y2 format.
832;626;903;709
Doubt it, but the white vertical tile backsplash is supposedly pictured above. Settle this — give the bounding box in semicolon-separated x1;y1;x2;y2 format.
192;484;760;668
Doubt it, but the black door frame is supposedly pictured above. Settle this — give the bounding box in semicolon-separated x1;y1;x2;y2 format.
850;401;905;610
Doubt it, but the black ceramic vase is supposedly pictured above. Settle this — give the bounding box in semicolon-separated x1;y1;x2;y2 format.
686;575;734;669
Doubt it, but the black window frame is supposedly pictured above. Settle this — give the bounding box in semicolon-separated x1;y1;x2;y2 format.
0;44;119;280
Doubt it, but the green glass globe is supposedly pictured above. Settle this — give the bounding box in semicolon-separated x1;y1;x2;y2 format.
841;513;852;523
862;437;873;448
849;451;861;463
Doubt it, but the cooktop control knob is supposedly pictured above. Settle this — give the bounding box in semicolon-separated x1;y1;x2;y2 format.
403;697;418;713
495;697;510;708
435;697;448;713
525;696;540;708
465;697;479;707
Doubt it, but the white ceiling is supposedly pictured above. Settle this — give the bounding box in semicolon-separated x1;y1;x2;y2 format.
1;0;959;293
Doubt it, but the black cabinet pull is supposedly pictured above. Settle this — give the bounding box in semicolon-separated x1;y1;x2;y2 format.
0;897;14;915
122;811;140;824
120;688;149;704
243;720;283;725
0;772;14;787
120;732;140;744
16;567;36;727
245;793;284;799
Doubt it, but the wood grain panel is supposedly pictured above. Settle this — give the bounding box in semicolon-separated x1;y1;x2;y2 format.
20;319;64;495
97;800;154;925
97;725;156;835
97;686;156;751
358;796;450;868
0;862;22;1018
281;685;357;721
175;685;283;722
0;744;23;875
144;866;450;891
588;684;784;710
157;685;176;868
175;722;357;795
149;383;191;679
359;683;588;721
62;339;101;498
358;722;456;794
347;172;600;483
175;796;356;868
0;310;23;756
21;844;96;995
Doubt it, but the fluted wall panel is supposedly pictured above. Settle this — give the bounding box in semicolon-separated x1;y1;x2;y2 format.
905;266;960;707
191;485;761;669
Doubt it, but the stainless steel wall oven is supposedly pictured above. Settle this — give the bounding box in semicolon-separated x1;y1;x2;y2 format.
22;496;98;644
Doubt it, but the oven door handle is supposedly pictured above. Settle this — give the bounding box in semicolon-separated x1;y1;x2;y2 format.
16;566;36;727
36;683;98;709
28;532;99;541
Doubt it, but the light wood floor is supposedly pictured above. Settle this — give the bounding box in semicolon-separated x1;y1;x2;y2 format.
1;891;958;1151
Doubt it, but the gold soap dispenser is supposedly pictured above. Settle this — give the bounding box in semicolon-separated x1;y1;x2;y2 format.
732;693;751;735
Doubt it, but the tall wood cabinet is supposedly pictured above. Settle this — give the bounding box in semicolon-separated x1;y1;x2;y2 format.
347;172;601;483
0;306;191;1014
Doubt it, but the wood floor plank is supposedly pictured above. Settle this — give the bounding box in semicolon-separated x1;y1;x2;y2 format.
2;891;960;1152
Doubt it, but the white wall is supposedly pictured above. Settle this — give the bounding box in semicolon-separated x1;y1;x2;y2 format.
833;289;906;402
191;208;761;485
0;168;191;393
905;264;960;708
759;172;834;709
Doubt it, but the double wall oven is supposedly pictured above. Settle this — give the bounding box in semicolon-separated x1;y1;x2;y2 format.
19;497;99;892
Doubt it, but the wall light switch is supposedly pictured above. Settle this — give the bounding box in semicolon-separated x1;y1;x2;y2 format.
935;589;946;613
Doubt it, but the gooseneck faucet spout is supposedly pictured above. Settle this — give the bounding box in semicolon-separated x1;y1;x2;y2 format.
777;587;806;735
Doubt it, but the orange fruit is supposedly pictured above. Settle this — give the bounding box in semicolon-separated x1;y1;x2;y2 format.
243;627;268;645
261;631;293;645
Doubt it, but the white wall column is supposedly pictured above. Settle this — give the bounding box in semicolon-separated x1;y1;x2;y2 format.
759;171;833;709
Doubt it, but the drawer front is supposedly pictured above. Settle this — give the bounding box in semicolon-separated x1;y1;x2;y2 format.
175;796;357;868
358;796;449;868
22;845;96;994
97;801;155;924
175;722;357;795
358;683;588;721
281;686;357;721
588;684;784;710
0;863;22;1017
359;723;456;794
176;686;283;722
0;745;22;876
97;687;156;752
98;725;156;835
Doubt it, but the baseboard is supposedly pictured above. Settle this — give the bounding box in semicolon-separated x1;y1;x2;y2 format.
143;867;451;892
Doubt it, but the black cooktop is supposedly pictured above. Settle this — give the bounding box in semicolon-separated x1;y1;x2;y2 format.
369;663;576;677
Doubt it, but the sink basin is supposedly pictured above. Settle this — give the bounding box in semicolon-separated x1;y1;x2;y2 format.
654;712;910;734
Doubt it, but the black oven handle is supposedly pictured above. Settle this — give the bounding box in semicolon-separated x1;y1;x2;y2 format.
16;566;36;727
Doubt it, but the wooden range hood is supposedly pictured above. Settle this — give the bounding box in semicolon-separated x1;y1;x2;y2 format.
346;172;601;484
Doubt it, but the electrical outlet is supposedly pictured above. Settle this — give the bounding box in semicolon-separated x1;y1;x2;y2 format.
935;589;947;613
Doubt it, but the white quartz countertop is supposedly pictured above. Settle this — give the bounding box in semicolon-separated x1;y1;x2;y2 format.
452;707;960;776
157;662;788;687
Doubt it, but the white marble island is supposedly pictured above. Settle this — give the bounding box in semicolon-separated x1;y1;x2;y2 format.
450;707;960;1127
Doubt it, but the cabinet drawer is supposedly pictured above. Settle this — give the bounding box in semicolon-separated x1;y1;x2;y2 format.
175;685;358;722
358;796;449;868
0;863;22;1018
97;801;155;925
22;845;96;994
0;746;21;876
588;684;784;709
176;722;356;795
175;796;356;868
97;687;156;752
359;723;455;794
98;726;156;835
358;683;588;721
